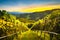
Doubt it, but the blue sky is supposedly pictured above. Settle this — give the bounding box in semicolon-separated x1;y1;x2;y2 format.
0;0;60;6
0;0;60;12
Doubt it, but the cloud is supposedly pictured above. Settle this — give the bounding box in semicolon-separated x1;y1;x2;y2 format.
18;4;60;12
0;4;60;12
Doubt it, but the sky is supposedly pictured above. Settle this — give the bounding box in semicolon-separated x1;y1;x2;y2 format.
0;0;60;12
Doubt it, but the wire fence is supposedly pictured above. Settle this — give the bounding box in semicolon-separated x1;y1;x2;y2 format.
0;32;19;39
0;30;59;40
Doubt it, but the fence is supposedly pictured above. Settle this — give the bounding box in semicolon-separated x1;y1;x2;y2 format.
0;30;60;40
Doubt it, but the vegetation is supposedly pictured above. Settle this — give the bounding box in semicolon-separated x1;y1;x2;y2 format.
0;10;28;40
0;9;60;40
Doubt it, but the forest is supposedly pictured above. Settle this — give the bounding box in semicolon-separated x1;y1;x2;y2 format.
0;9;60;40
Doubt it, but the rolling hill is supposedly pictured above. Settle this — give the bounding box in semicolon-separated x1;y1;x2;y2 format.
10;9;60;21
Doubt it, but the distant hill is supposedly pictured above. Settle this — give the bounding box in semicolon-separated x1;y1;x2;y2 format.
8;12;23;17
10;9;60;21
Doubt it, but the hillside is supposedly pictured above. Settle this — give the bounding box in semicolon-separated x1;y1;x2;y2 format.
31;9;60;33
